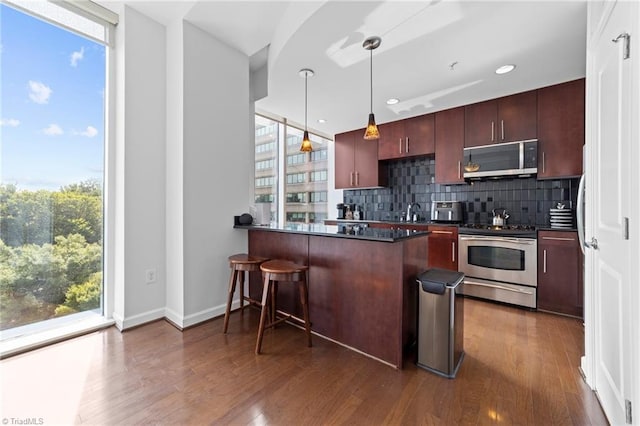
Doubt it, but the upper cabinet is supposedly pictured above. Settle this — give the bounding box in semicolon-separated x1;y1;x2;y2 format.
435;107;465;184
537;79;585;179
378;114;435;160
464;90;537;146
335;129;387;189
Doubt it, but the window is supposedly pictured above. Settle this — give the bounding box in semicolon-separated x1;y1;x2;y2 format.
254;114;331;226
311;149;328;162
287;173;305;184
255;176;275;188
256;159;274;170
287;153;306;166
0;1;114;338
310;170;328;182
286;212;306;223
310;191;328;203
286;192;306;203
309;212;328;223
256;142;275;154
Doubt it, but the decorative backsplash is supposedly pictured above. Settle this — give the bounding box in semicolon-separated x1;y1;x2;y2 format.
343;156;579;226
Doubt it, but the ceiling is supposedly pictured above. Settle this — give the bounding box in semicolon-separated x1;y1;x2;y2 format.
124;1;587;138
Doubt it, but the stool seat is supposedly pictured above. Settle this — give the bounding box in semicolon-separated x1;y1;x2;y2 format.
255;259;311;354
223;253;268;334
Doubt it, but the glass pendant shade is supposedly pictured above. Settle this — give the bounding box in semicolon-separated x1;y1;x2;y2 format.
363;113;380;140
363;36;381;140
300;130;313;152
299;68;314;152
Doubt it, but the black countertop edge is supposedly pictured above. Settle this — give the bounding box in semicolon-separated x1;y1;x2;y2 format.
325;219;458;227
234;224;430;243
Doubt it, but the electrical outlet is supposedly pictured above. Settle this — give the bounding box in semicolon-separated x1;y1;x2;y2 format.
145;269;157;284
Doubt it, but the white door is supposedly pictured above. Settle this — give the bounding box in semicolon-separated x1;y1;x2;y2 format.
585;1;635;424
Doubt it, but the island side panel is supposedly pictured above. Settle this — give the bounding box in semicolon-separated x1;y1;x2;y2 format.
308;235;405;367
248;230;309;318
401;234;429;366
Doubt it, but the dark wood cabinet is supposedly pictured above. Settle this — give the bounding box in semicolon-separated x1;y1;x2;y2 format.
378;114;435;160
335;129;387;189
537;79;585;179
537;230;583;318
464;90;537;147
427;225;458;271
435;107;465;184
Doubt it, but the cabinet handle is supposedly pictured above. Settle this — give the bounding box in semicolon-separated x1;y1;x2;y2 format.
501;120;504;141
406;137;409;153
458;161;461;179
542;152;546;173
350;172;354;186
491;121;495;142
543;249;547;274
355;171;359;186
399;138;402;154
542;236;576;241
431;230;454;235
452;241;456;262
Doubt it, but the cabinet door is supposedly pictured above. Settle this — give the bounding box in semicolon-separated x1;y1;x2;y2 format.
427;226;458;270
377;120;405;160
435;107;465;184
537;231;583;318
334;130;356;189
404;114;435;156
537;79;585;178
353;132;384;187
498;90;537;142
464;99;497;146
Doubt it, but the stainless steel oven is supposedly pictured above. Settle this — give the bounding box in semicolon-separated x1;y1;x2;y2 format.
458;234;537;308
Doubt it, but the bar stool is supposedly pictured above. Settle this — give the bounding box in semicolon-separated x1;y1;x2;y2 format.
223;253;268;333
255;259;311;354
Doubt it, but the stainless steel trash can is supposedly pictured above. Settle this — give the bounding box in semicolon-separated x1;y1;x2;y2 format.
416;269;465;378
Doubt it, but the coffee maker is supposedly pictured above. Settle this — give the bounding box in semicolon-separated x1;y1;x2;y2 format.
336;203;355;219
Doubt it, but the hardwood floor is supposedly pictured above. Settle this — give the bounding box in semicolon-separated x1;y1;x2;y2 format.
0;298;608;425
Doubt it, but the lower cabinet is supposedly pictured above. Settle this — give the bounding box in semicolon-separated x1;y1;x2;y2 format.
427;225;458;271
537;231;584;318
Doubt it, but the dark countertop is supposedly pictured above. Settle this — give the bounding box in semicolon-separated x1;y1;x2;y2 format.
325;219;458;227
234;223;430;242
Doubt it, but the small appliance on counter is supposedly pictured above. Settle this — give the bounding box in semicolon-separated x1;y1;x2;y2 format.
337;203;357;220
431;201;463;223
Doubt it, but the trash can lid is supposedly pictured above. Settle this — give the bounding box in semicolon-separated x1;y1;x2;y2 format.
417;269;464;294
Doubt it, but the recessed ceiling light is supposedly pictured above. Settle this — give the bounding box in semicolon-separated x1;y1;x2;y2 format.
495;64;516;75
317;119;326;124
386;98;399;105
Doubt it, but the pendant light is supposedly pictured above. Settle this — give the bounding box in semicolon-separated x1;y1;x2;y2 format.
299;68;314;152
363;36;381;140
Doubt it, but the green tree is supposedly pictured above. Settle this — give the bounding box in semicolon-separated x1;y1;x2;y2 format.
0;185;53;247
55;272;101;315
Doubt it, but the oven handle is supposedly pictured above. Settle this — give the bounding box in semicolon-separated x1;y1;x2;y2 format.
463;279;535;295
459;235;536;244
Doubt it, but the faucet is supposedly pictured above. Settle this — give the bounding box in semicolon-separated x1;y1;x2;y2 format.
407;203;421;222
407;203;413;221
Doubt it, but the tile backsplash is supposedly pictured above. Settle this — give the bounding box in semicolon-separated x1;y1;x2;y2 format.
343;156;579;226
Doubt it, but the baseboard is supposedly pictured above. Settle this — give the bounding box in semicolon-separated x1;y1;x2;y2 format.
114;308;165;331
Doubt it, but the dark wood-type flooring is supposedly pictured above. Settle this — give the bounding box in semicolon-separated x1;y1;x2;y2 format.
1;298;608;425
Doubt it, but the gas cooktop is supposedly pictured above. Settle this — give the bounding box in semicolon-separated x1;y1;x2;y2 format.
458;223;537;237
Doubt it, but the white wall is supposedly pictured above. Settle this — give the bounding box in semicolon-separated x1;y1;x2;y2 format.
112;5;168;329
181;22;250;326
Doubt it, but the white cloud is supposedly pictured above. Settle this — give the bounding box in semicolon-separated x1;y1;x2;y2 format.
79;126;98;138
0;118;20;127
43;124;63;136
28;81;52;104
70;47;84;67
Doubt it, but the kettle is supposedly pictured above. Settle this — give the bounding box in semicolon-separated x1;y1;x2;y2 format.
492;208;510;226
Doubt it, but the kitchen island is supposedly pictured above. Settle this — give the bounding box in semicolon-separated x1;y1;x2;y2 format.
234;223;429;369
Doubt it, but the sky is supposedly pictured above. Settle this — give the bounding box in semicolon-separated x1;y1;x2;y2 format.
0;3;105;191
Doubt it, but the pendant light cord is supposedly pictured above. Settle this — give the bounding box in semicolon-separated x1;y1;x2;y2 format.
369;48;373;114
305;72;308;130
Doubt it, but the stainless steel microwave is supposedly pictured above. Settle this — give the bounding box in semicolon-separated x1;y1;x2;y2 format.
463;139;538;179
